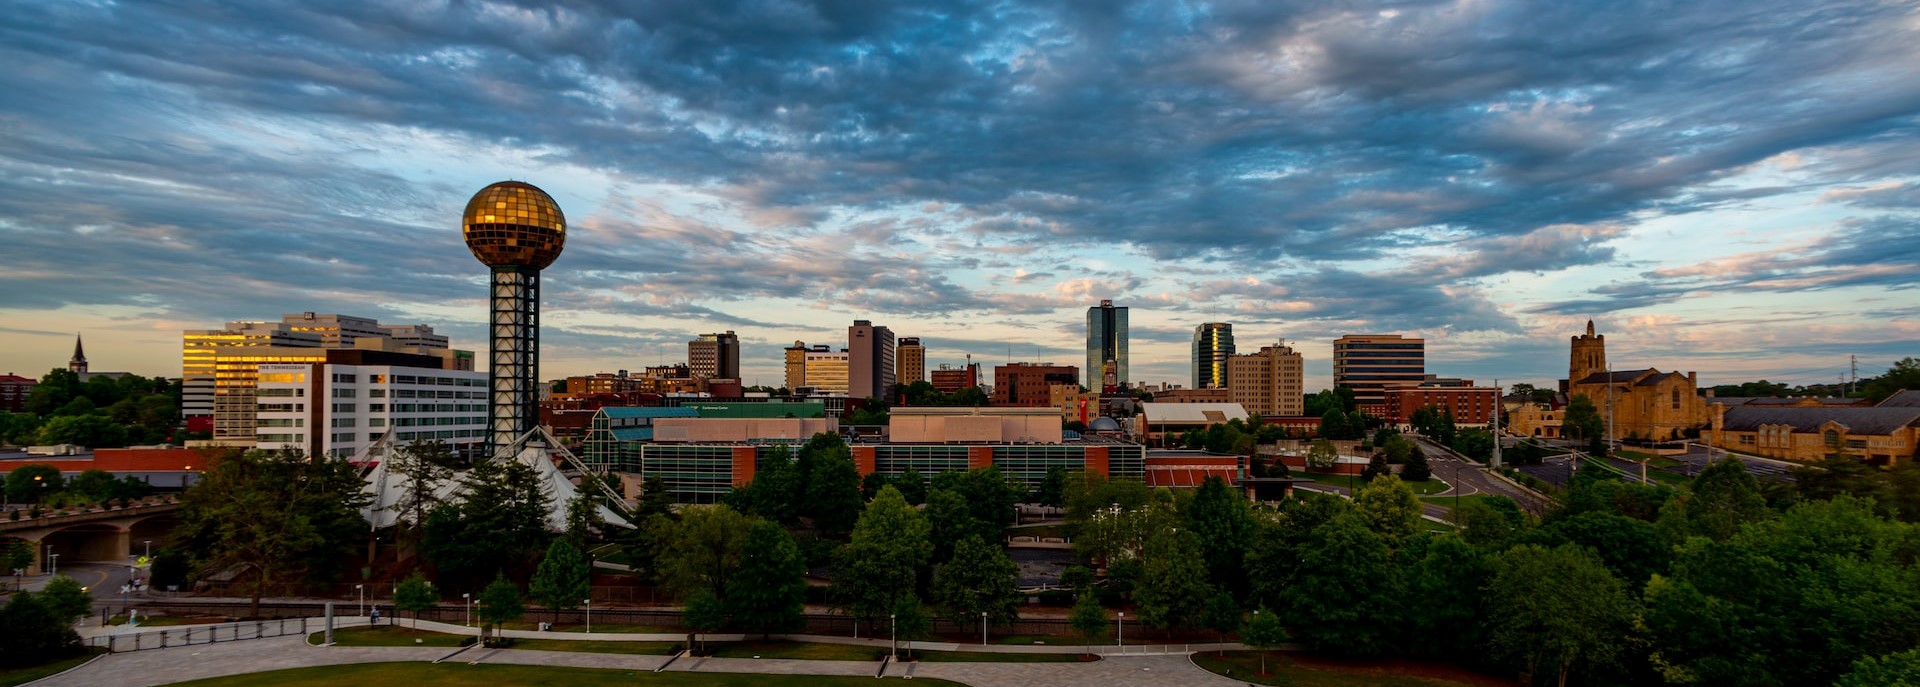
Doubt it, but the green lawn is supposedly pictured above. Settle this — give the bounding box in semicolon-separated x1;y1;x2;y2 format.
1421;493;1501;511
497;620;677;633
312;626;471;648
914;650;1092;662
160;663;965;687
704;640;885;661
1192;651;1497;687
0;648;103;687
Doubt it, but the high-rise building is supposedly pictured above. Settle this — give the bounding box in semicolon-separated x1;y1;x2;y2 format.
847;320;895;400
784;341;810;391
993;363;1079;407
1333;334;1426;411
804;346;850;395
1227;342;1304;416
688;331;741;380
462;180;567;456
896;337;925;385
1086;300;1128;391
1192;323;1235;389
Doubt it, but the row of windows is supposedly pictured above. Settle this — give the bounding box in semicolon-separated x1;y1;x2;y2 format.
258;388;306;398
259;418;303;428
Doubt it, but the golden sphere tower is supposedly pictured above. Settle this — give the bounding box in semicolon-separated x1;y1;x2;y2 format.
462;181;567;456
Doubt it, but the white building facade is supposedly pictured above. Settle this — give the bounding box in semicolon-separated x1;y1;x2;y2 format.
255;363;487;459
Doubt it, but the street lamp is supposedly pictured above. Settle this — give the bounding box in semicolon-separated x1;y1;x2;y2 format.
981;611;987;646
890;613;897;661
584;598;591;633
463;593;471;627
143;540;151;560
49;553;59;577
356;584;365;617
1117;611;1124;651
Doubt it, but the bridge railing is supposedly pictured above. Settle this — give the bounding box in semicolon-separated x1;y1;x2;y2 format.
87;616;330;653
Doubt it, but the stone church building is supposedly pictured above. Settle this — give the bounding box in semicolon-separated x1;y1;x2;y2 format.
1561;322;1710;442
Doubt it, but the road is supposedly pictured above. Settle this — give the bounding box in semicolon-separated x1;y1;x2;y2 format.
1513;444;1795;487
1410;436;1551;514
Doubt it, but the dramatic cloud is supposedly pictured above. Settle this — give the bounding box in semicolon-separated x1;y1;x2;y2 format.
1;0;1916;386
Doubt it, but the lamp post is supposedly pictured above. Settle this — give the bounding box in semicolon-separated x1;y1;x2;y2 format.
981;611;987;646
49;553;59;577
143;540;152;560
1117;611;1124;651
463;593;471;627
890;613;897;661
356;584;365;617
584;598;591;633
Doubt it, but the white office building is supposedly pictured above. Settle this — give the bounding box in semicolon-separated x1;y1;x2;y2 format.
255;363;488;460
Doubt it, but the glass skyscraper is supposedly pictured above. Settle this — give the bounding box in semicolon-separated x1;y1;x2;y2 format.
1192;322;1235;389
1085;300;1128;391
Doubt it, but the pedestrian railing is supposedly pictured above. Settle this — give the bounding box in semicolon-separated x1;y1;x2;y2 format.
86;616;323;653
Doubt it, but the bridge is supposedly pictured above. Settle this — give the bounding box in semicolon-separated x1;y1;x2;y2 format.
1;499;183;575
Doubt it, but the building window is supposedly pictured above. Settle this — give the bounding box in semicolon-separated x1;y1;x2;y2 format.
332;373;357;383
1825;430;1841;449
332;388;357;399
369;389;386;398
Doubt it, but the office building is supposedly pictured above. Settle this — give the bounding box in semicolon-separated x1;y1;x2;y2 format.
1228;343;1305;416
0;373;34;412
993;363;1079;407
1086;300;1129;391
784;341;810;391
559;372;645;398
804;346;850;395
253;356;488;460
1384;385;1501;427
1332;334;1425;411
1192;323;1235;389
896;337;925;385
688;331;741;380
930;363;980;393
847;320;896;400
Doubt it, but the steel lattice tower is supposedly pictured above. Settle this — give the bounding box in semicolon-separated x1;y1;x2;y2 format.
461;181;566;457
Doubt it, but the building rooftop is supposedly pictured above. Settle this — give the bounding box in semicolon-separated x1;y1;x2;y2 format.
1721;406;1920;435
1137;402;1249;424
1878;390;1920;408
600;407;700;420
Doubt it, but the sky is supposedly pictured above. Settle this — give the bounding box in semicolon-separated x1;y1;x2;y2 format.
1;0;1917;393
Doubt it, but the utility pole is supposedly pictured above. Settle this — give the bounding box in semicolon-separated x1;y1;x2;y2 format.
1491;378;1502;469
1850;355;1859;396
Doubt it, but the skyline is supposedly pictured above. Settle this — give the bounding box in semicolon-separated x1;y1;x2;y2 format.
2;1;1917;392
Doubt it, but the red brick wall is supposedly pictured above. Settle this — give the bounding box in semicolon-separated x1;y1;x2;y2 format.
732;446;757;487
852;446;877;476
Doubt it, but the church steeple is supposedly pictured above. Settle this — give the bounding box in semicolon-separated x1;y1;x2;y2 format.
1570;321;1606;384
68;334;88;375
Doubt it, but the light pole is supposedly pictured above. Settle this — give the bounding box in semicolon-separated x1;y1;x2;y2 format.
890;613;897;661
463;593;471;627
584;598;591;633
143;540;151;560
981;611;987;646
49;553;59;577
356;584;365;617
1117;611;1124;651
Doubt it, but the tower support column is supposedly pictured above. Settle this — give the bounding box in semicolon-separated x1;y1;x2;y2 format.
489;267;540;456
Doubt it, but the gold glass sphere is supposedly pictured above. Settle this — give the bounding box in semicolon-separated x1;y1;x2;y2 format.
462;181;567;269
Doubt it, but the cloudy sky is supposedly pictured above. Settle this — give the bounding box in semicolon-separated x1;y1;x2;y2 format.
2;0;1917;392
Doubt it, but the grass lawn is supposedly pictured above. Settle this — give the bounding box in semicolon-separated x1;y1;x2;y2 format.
1421;493;1501;511
312;626;472;648
498;620;677;633
160;662;966;687
1192;651;1506;687
913;650;1092;662
704;640;885;661
0;648;103;687
505;638;678;655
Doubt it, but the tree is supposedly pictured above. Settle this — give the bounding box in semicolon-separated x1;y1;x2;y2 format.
683;590;726;655
1402;444;1433;482
1861;357;1920;402
1133;528;1212;634
1280;512;1402;656
421;457;552;586
4;464;63;504
1486;544;1635;687
1665;455;1771;541
931;466;1022;537
892;468;927;506
726;521;807;640
1033;467;1069;508
391;440;454;550
66;469;119;502
174;449;369;618
805;451;864;536
1450;428;1494;462
1059;565;1093;590
476;573;524;646
1202;591;1241;655
0;592;81;668
530;538;591;625
1360;451;1391;482
1405;534;1491;659
38;575;91;623
1182;476;1254;597
393;572;437;626
833;486;931;626
1353;474;1421;547
1563;395;1606;455
34;414;126;448
860;472;889;501
924;488;980;564
1242;607;1286;676
1306;439;1339;470
652;505;754;601
1068;592;1106;657
931;535;1021;631
890;597;932;660
1;538;32;582
636;475;676;520
1837;649;1920;687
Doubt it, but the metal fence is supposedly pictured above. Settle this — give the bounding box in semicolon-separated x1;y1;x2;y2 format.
87;616;317;653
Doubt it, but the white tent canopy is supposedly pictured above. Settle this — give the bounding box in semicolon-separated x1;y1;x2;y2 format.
360;427;630;531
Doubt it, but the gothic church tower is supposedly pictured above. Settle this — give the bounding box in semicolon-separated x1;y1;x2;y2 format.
1569;320;1606;384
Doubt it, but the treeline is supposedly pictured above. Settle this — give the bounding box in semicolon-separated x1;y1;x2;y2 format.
0;369;181;447
3;464;151;513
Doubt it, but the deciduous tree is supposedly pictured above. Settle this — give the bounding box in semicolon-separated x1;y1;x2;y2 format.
1134;528;1212;634
833;486;931;626
931;535;1021;630
1068;592;1106;657
726;521;807;640
1280;512;1402;656
1486;544;1635;687
529;538;591;625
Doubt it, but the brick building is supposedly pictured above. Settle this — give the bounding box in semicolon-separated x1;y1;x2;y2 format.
992;363;1079;407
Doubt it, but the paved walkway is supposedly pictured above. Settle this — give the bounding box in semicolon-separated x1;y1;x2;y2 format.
33;621;1247;687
